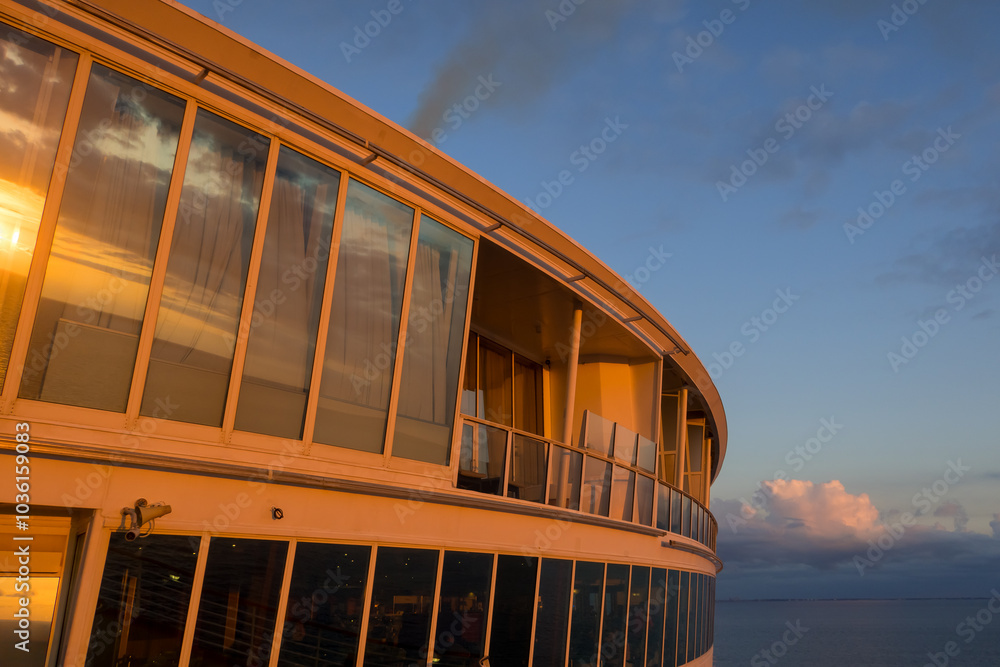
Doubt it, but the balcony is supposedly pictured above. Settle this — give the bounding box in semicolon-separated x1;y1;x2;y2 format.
455;410;718;552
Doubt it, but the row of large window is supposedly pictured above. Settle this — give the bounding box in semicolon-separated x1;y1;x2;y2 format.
0;24;472;465
87;534;714;667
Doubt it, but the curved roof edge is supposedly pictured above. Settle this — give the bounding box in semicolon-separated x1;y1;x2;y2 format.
58;0;728;478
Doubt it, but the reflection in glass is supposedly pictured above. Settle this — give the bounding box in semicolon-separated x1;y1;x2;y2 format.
277;543;370;666
393;217;473;464
612;424;636;465
610;465;635;522
457;422;507;495
20;64;184;410
645;568;665;667
314;180;413;454
569;561;604;667
533;559;572;667
671;490;682;535
0;26;77;390
547;446;582;510
626;566;649;667
656;483;670;532
460;332;478;416
682;495;691;538
434;551;492;667
584;411;613;455
190;538;287;666
364;547;438;665
664;569;679;667
675;571;689;666
141;109;269;425
635;474;654;526
581;457;611;517
85;535;198;667
490;555;536;667
636;435;656;473
508;434;546;502
601;563;629;667
235;147;340;438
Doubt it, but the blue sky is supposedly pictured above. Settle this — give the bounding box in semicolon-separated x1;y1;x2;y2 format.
178;0;1000;600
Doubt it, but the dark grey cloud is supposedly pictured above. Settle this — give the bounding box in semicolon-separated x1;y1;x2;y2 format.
407;0;685;140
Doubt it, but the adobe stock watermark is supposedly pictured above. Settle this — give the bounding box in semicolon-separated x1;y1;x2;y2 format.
524;116;628;213
878;0;933;41
424;74;502;146
924;589;1000;667
887;255;997;372
853;459;970;575
545;0;590;31
843;126;960;244
340;0;414;63
717;85;833;202
672;0;753;73
706;288;799;379
725;416;844;533
621;245;673;292
750;620;809;666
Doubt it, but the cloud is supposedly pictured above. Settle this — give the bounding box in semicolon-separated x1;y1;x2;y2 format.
406;0;685;139
934;500;969;532
713;479;1000;598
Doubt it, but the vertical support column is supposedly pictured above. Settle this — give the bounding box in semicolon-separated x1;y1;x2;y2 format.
556;301;583;507
703;439;712;507
673;388;688;493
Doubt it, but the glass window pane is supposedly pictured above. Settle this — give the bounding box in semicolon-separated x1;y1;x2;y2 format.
460;332;477;416
489;555;536;667
0;27;77;390
645;568;666;667
547;446;582;511
584;411;613;456
141;109;269;425
635;474;654;526
664;569;679;667
532;558;572;667
612;425;636;465
190;538;288;666
626;566;649;667
314;180;413;454
610;466;635;522
479;340;511;426
568;561;603;667
656;483;670;531
1;514;71;667
85;534;199;667
364;547;438;665
581;457;611;517
513;356;542;435
682;496;691;537
393;216;473;464
234;147;340;438
675;571;689;666
601;563;629;667
277;542;370;666
20;64;184;411
671;490;682;535
508;434;546;503
457;422;507;495
434;551;492;667
636;435;656;473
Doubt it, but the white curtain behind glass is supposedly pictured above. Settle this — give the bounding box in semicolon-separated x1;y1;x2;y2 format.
323;199;394;408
